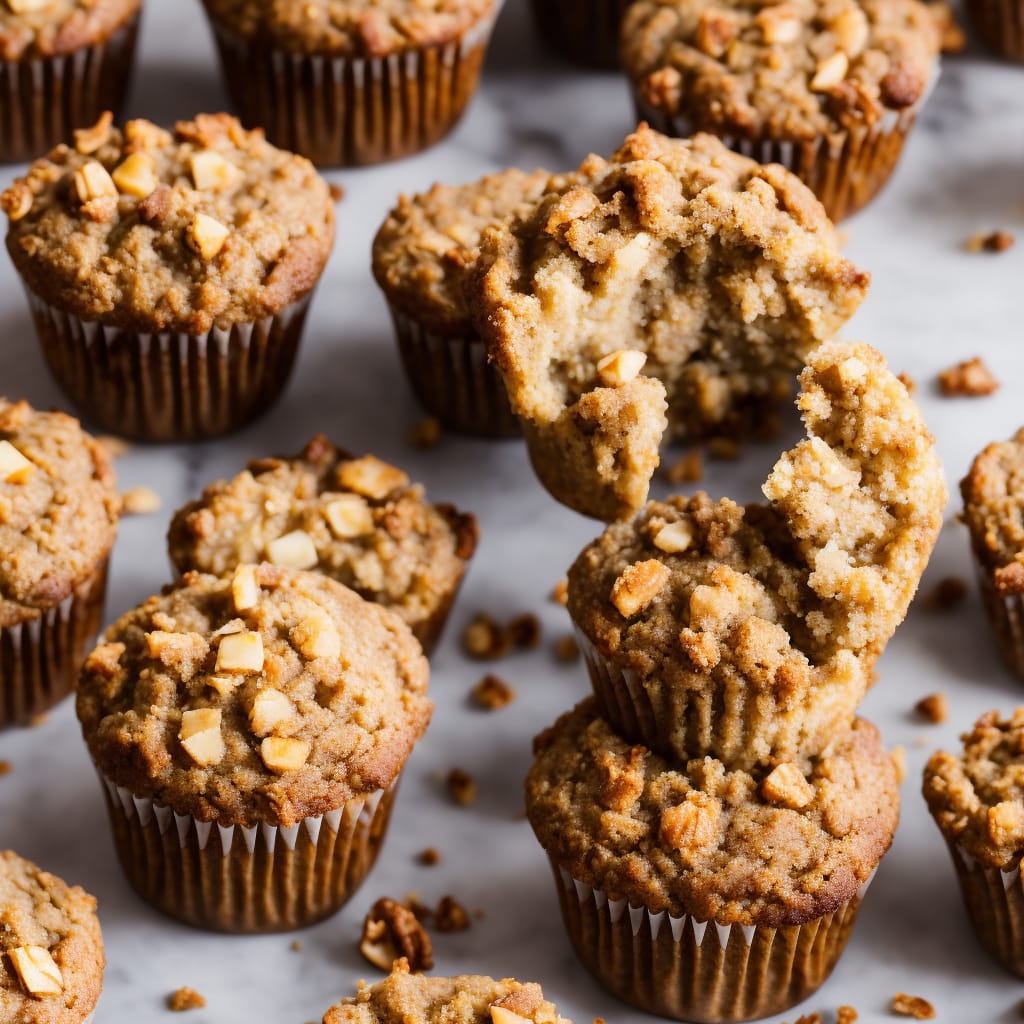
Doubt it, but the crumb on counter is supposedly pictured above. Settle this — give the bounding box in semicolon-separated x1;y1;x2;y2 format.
938;357;999;397
167;987;206;1012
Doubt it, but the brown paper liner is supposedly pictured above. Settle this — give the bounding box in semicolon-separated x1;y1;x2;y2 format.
1;559;109;729
975;565;1024;680
204;9;498;167
947;843;1024;977
969;0;1024;61
388;304;520;439
99;774;398;933
577;630;865;770
528;0;633;69
23;288;313;443
0;13;140;165
551;861;865;1024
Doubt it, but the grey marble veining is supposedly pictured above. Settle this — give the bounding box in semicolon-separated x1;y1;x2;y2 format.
1;1;1024;1021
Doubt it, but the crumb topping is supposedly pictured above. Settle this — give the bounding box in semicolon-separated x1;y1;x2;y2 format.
961;428;1024;581
0;0;137;60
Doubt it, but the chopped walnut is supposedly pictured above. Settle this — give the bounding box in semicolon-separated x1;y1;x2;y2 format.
1;181;32;221
462;614;511;660
938;357;999;397
406;417;441;450
447;768;477;806
610;559;670;617
416;847;440;867
120;485;161;515
761;763;815;809
554;635;580;662
167;987;207;1011
659;793;721;852
891;994;935;1019
508;614;541;650
915;693;948;724
470;674;516;711
360;898;434;972
921;576;966;611
551;579;569;606
434;895;471;932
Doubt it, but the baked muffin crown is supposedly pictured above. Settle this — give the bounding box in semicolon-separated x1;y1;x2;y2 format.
0;0;138;61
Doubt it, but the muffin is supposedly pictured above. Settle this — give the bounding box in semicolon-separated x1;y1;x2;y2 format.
2;113;334;442
76;566;432;933
568;342;945;768
923;708;1024;976
373;168;552;438
323;960;570;1024
621;0;940;221
967;0;1024;60
166;436;478;656
0;850;104;1024
961;428;1024;679
0;398;119;729
200;0;501;167
529;0;635;68
526;702;899;1023
0;2;140;165
469;125;869;522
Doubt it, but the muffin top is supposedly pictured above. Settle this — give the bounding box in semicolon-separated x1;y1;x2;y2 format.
0;398;119;628
923;708;1024;869
0;0;138;61
2;113;334;334
323;960;570;1024
621;0;939;141
166;435;478;647
961;428;1024;593
469;126;869;521
372;169;552;336
202;0;495;57
568;342;945;700
0;850;104;1024
76;568;432;827
527;700;899;926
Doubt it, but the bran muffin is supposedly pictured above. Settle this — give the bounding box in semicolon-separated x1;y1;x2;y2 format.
0;850;105;1024
526;701;899;1022
323;960;571;1024
373;168;552;438
961;428;1024;680
621;0;940;220
568;341;945;768
167;435;478;656
529;0;635;68
76;566;432;932
0;398;119;729
2;112;334;442
923;708;1024;976
200;0;500;167
0;1;140;164
469;126;869;522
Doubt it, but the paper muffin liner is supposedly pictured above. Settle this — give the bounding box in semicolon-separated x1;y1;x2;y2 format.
97;772;397;933
550;860;871;1024
975;564;1024;680
576;630;864;770
528;0;633;69
23;287;313;443
632;67;939;222
0;12;140;165
969;0;1024;61
204;5;499;167
388;304;520;439
1;559;109;730
946;842;1024;976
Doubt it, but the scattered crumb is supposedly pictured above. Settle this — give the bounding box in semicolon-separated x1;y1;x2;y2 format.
96;435;132;458
551;579;569;606
360;898;433;972
406;417;441;450
921;577;967;611
167;987;206;1012
938;356;999;397
0;761;10;777
470;674;516;711
966;230;1015;253
780;1014;821;1024
838;1008;858;1024
28;713;48;728
435;895;471;932
891;993;935;1019
890;745;907;784
328;182;345;203
462;614;511;660
897;372;916;395
416;847;440;867
121;485;162;515
915;693;949;725
663;450;703;484
507;613;541;650
554;635;580;662
405;892;433;921
446;768;477;807
707;438;740;461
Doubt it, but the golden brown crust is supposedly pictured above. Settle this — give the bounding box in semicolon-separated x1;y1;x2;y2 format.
76;569;432;828
526;701;899;926
0;850;104;1024
0;0;138;60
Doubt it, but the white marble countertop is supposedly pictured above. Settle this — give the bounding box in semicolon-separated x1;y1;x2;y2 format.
2;2;1024;1021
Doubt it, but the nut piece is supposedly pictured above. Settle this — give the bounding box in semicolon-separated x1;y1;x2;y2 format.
610;559;670;618
810;51;849;91
9;945;63;997
660;793;720;852
596;349;647;387
938;356;999;397
187;212;230;259
179;708;225;767
249;689;293;737
337;455;409;500
0;440;35;483
292;611;341;660
120;485;161;515
215;630;264;673
112;153;158;198
74;160;118;203
167;986;206;1011
830;6;869;57
891;993;935;1019
266;529;318;570
190;151;242;191
231;564;260;612
462;614;511;660
359;898;434;972
761;762;815;809
260;736;310;773
470;674;516;711
324;494;374;539
1;181;33;221
756;4;801;43
73;111;114;154
914;692;948;724
695;7;737;56
653;521;693;554
491;1007;532;1024
434;894;470;932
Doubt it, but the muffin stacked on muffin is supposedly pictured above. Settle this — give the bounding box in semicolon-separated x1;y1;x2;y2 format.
525;341;946;1022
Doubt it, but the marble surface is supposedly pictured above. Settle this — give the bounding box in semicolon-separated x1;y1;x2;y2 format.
2;2;1024;1022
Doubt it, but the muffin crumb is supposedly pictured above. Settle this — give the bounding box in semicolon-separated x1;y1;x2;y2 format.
966;230;1015;253
167;987;207;1011
329;183;346;203
290;939;302;952
447;768;477;806
434;895;471;932
463;614;511;660
121;485;162;515
360;898;434;972
406;417;442;450
0;761;10;776
838;1007;859;1023
707;438;741;461
551;580;569;606
939;357;999;397
663;450;703;485
508;613;542;650
891;993;935;1019
416;847;441;867
554;636;580;662
921;577;967;611
915;693;949;724
470;674;516;711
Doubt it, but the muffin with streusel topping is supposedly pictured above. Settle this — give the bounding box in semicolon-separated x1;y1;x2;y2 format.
2;112;334;442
